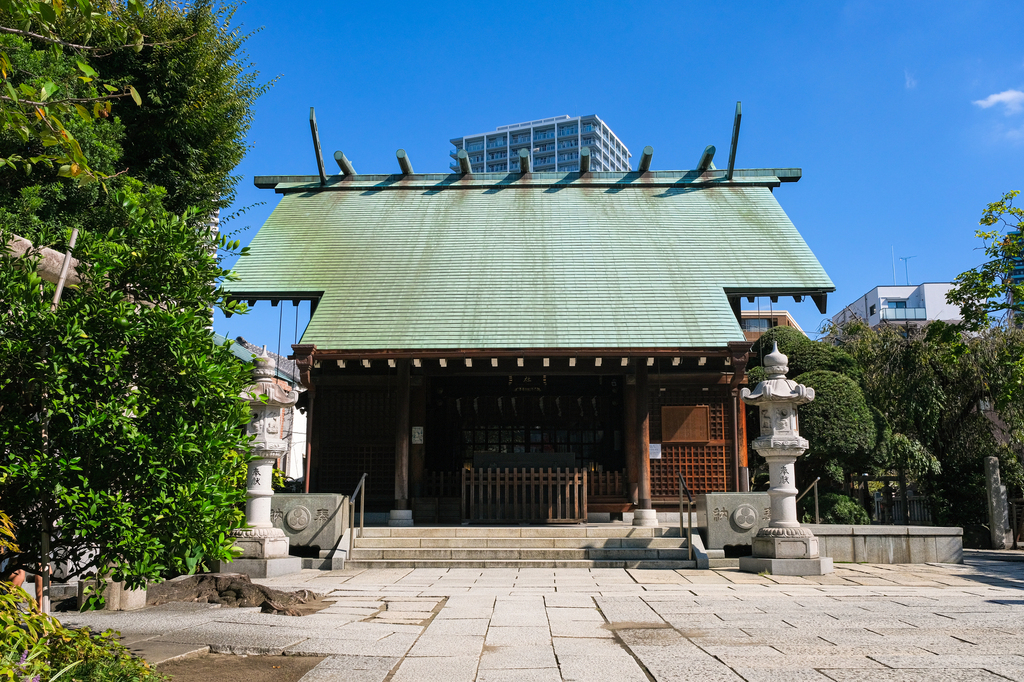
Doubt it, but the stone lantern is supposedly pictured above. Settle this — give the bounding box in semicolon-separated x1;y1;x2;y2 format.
223;350;302;578
737;344;833;576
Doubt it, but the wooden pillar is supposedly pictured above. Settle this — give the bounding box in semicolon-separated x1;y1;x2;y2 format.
410;377;426;498
734;390;750;492
635;361;652;509
394;359;411;510
624;380;639;505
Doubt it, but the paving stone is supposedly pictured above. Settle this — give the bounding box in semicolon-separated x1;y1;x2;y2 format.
549;620;616;638
485;626;551;646
616;627;689;647
870;655;1024;669
151;623;310;655
545;607;605;622
390;655;478;682
556;654;654;682
821;670;1010;682
476;669;562;682
127;641;208;665
628;653;747;681
285;632;419;657
479;644;557;669
731;670;836;681
594;596;665;625
552;636;632;657
544;593;597;608
423;617;489;635
407;634;484;657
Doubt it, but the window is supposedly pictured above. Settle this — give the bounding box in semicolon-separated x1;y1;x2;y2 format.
869;304;877;316
887;300;907;309
741;319;769;332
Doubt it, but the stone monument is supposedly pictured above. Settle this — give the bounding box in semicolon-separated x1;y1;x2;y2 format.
738;344;833;576
221;350;302;578
985;456;1013;550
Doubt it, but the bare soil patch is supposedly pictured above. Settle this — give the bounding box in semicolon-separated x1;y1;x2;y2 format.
158;653;324;682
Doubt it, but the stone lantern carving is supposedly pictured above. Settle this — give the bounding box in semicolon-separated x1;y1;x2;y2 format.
737;343;833;575
224;350;302;577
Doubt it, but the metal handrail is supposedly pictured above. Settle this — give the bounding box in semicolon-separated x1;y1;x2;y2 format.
796;477;820;524
349;473;368;557
678;473;694;561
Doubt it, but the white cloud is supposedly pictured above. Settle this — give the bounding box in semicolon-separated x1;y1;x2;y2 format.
904;70;917;89
973;89;1024;114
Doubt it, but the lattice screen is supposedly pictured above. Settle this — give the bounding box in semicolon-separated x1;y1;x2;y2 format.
649;387;731;496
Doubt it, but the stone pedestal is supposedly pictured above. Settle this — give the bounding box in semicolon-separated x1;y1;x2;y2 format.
738;344;832;576
389;509;413;527
632;509;659;527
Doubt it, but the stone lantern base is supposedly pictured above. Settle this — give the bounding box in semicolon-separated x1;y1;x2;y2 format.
214;527;301;579
738;527;833;576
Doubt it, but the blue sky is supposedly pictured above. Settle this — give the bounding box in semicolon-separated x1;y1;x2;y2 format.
213;1;1024;352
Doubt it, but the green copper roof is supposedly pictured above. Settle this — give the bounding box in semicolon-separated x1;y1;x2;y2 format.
227;170;833;352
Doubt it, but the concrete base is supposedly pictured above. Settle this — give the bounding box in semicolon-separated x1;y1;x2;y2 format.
389;509;414;527
632;509;659;527
215;556;302;579
739;555;834;576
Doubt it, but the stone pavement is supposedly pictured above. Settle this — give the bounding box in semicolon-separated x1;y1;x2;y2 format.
60;558;1024;681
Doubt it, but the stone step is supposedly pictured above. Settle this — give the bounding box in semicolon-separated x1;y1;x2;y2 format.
343;559;698;569
354;537;688;549
349;547;692;561
358;526;682;539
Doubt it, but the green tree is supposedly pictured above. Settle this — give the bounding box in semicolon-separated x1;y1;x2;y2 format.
0;0;262;589
0;182;253;587
946;190;1023;331
838;321;1023;528
791;369;878;489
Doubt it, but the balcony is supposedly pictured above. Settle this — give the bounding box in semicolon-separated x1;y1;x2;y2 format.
880;307;927;321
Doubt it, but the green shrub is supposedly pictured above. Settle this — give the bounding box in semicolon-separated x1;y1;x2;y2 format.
794;370;878;487
0;582;166;681
801;492;871;525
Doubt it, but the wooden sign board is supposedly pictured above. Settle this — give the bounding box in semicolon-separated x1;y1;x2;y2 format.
661;405;710;443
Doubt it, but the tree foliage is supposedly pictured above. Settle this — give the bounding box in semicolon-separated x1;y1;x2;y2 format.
0;183;254;587
0;1;263;590
836;321;1023;527
946;190;1023;331
791;369;878;488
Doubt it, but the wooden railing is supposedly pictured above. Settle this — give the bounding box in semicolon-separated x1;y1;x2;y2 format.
462;468;587;523
588;470;625;497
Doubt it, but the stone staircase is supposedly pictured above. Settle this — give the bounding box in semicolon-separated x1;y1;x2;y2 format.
346;525;698;569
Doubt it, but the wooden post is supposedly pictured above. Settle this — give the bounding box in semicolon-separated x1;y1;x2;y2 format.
409;377;426;499
394;359;411;510
735;391;750;492
624;379;639;505
635;362;652;510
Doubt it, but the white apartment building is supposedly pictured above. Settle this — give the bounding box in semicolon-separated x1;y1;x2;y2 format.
449;115;632;174
831;283;962;330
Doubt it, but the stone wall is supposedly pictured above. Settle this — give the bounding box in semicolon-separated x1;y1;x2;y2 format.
804;524;963;564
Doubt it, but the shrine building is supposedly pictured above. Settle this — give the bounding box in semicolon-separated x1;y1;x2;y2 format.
225;140;833;525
